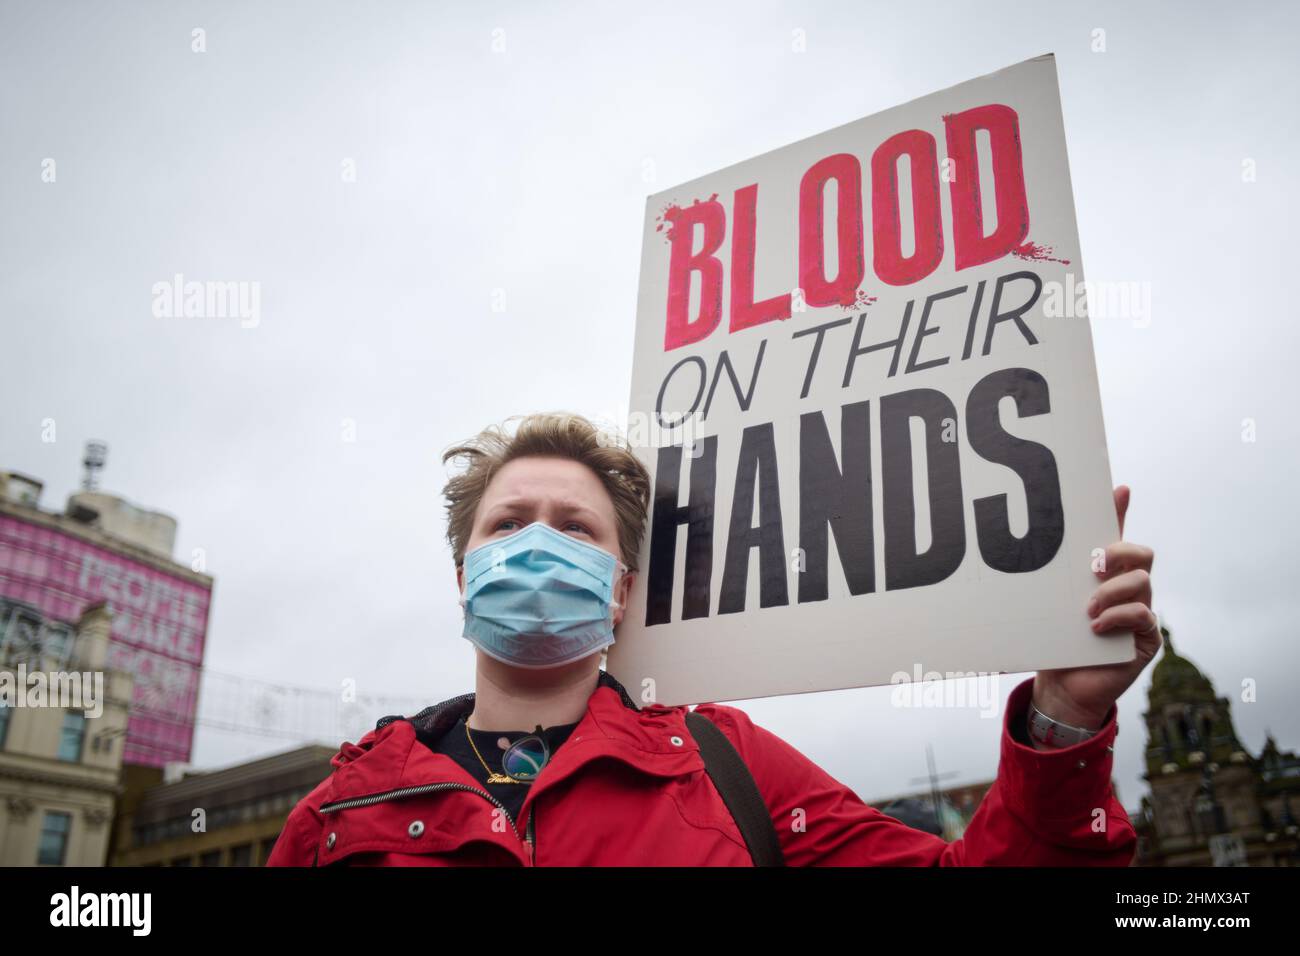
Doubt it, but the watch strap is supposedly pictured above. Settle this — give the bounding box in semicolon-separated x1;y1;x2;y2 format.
1026;700;1100;748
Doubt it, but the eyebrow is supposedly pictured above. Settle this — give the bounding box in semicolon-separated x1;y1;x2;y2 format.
483;497;605;525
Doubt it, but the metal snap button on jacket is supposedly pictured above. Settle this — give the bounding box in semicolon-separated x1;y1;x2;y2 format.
408;820;425;838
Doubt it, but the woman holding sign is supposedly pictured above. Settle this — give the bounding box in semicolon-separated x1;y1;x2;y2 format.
267;412;1158;867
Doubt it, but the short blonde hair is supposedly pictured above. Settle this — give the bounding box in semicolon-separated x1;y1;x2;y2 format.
441;412;651;570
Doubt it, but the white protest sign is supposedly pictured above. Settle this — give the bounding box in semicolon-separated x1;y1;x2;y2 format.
607;54;1133;706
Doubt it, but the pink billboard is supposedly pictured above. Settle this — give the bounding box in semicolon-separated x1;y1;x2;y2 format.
0;513;212;767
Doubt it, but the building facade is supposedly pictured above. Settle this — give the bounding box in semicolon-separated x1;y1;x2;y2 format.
0;602;134;865
109;745;336;866
0;471;213;769
1133;627;1300;866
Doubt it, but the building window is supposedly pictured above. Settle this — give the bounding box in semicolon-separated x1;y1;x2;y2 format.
171;857;192;866
37;811;72;865
57;712;86;762
199;849;221;867
40;625;74;670
259;837;277;865
0;702;11;749
0;601;74;670
230;843;253;867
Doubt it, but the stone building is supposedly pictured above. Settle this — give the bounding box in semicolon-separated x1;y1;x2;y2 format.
1133;627;1300;866
0;601;135;865
0;466;215;770
109;744;335;866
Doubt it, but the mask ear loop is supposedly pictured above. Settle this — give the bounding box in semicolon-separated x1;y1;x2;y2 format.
608;562;631;612
601;562;632;665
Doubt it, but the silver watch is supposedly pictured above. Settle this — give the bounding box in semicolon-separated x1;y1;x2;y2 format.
1027;700;1099;748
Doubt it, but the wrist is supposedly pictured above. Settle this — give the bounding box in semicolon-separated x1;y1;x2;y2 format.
1031;679;1109;731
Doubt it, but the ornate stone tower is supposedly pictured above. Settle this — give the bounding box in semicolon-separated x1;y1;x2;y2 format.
1134;626;1300;866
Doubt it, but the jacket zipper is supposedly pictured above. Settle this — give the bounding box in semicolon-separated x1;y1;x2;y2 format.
319;782;526;847
525;808;536;865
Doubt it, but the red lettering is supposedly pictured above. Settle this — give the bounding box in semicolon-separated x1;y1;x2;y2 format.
658;103;1033;349
664;200;727;351
871;129;944;286
798;154;865;308
730;184;792;334
944;104;1029;271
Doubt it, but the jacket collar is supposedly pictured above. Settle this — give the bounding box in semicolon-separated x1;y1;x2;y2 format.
376;668;643;746
323;669;702;814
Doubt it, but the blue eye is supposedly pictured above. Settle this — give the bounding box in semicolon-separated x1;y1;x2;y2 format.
496;519;521;531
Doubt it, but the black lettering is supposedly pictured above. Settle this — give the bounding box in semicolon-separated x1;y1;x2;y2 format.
843;303;911;387
703;342;766;419
961;279;985;361
983;271;1041;357
966;368;1064;573
906;286;965;374
654;355;708;429
646;439;717;625
792;317;853;399
719;423;789;613
880;388;965;590
798;402;874;602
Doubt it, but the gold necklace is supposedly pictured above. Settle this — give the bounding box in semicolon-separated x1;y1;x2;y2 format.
465;718;525;784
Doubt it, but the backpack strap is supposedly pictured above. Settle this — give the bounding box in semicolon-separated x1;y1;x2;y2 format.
684;709;785;866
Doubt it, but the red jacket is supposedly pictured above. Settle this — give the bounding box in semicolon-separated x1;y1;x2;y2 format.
266;670;1135;866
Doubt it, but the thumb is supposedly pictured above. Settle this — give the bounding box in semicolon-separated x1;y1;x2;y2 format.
1114;485;1131;538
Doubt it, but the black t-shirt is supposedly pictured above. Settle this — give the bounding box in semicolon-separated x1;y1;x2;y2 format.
418;714;579;827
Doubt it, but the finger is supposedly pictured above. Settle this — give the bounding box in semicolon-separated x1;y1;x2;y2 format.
1114;485;1131;538
1094;540;1155;578
1087;568;1152;618
1090;600;1158;636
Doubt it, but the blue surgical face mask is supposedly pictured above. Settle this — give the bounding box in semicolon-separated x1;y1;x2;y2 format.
458;521;629;669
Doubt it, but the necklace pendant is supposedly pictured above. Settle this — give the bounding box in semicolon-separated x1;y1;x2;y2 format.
486;772;523;784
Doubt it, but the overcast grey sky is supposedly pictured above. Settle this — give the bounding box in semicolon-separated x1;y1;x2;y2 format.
2;0;1297;815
